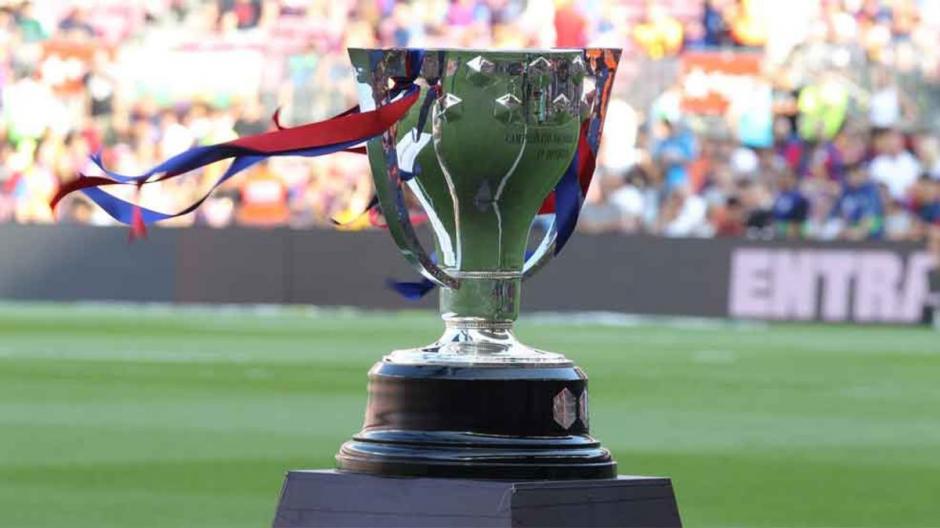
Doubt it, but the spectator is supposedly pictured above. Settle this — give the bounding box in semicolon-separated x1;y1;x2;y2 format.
11;137;57;224
868;68;904;132
553;0;587;48
797;72;850;143
57;6;94;37
236;160;289;227
702;0;730;47
713;195;747;237
771;171;809;238
732;78;774;150
15;2;46;43
884;196;917;241
578;173;628;234
778;124;847;181
633;2;684;59
656;185;710;238
729;0;769;48
914;134;940;180
730;146;759;180
870;129;922;201
158;109;194;159
230;0;262;30
652;119;697;191
916;177;940;227
84;51;117;119
608;167;650;233
3;66;62;144
739;179;774;238
831;163;885;240
233;98;268;137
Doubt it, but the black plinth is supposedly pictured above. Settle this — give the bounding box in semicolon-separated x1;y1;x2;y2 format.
336;362;615;479
273;470;682;528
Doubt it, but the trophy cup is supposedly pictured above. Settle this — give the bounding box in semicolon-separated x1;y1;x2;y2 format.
273;47;680;526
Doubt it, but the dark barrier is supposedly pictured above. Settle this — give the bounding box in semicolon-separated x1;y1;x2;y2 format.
0;225;936;324
527;235;936;324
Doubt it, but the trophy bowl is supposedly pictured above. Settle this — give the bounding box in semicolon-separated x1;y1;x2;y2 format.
337;48;622;480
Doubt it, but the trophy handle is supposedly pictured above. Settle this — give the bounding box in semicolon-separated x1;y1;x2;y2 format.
369;116;460;290
522;221;558;279
522;48;620;281
355;49;459;290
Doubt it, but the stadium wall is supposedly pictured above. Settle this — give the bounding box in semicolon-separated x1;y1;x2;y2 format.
0;225;935;325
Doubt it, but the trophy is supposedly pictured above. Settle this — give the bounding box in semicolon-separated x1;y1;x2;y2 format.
335;48;622;479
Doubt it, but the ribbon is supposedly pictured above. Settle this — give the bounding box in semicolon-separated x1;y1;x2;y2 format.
552;120;598;255
385;277;436;300
273;107;367;155
537;59;612;252
50;85;421;227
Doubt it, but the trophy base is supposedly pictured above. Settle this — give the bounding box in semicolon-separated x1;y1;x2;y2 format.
335;362;616;480
337;430;615;480
273;470;682;527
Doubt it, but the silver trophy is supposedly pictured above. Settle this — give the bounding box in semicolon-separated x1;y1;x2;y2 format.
337;48;621;479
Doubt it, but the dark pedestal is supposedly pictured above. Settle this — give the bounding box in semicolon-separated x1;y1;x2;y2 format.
337;363;615;479
272;470;682;528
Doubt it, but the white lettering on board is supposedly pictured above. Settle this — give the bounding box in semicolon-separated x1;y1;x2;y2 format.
727;248;936;323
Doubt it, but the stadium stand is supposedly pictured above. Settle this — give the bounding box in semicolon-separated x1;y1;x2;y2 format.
1;0;939;244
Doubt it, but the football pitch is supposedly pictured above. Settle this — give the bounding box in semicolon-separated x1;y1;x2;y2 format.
1;303;938;528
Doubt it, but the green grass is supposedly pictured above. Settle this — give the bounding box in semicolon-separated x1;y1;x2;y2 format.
1;303;938;527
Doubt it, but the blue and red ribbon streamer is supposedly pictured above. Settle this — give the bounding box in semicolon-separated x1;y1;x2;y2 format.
50;85;422;234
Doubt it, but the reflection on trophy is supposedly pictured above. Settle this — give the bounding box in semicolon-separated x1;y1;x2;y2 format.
335;48;621;479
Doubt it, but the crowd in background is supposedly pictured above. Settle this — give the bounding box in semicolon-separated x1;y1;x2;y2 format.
1;0;940;245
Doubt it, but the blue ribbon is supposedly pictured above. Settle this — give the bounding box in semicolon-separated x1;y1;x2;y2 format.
81;138;369;226
385;277;436;300
551;150;583;256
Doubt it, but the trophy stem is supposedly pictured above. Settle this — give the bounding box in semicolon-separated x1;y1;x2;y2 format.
439;275;521;323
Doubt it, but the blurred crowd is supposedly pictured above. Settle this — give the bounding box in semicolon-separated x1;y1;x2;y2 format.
583;0;940;243
0;0;939;244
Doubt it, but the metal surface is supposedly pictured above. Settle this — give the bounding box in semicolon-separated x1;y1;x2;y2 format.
385;322;569;365
349;48;620;366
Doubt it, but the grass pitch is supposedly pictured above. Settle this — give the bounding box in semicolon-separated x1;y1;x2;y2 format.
0;303;938;528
